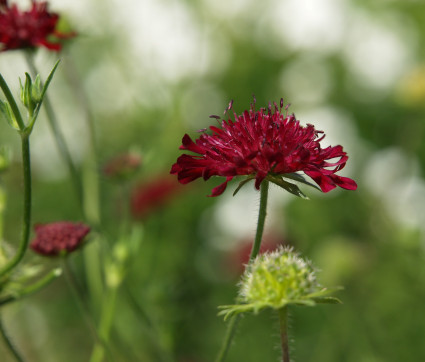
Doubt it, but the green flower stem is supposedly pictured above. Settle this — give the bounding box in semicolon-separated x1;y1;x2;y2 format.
278;306;290;362
61;56;98;157
250;180;269;260
123;284;173;362
26;56;105;327
0;134;31;277
0;268;62;306
216;180;269;362
61;258;112;361
215;314;240;362
89;286;118;362
0;185;6;247
24;53;84;217
0;312;26;362
59;54;105;315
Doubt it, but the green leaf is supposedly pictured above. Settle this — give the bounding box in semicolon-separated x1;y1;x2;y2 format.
233;176;255;196
293;299;316;307
40;59;60;101
313;296;342;304
282;172;322;192
267;175;309;199
0;99;20;130
305;286;343;299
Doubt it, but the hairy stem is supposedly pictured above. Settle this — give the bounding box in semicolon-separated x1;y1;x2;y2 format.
278;306;290;362
215;180;269;362
250;180;269;259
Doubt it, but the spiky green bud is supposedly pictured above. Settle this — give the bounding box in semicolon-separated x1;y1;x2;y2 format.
219;246;341;320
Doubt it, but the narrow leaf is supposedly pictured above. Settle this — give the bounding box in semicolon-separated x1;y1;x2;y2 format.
268;175;308;199
0;100;19;130
313;296;342;304
233;176;255;196
32;60;61;123
40;59;60;100
283;172;322;192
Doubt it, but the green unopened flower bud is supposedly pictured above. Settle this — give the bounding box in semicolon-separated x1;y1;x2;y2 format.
105;262;124;289
113;241;129;264
19;73;42;115
219;246;341;319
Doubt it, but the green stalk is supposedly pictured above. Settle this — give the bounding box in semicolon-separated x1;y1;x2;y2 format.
215;180;269;362
24;53;84;217
0;71;34;278
278;306;290;362
62;258;114;361
62;259;100;342
0;313;26;362
59;54;105;312
123;283;173;362
249;180;269;260
0;269;62;306
89;287;118;362
0;185;6;249
214;314;240;362
25;54;104;315
0;134;31;277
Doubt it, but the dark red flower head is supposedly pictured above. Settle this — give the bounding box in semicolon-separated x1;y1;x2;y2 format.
30;222;90;256
170;98;357;197
0;1;75;51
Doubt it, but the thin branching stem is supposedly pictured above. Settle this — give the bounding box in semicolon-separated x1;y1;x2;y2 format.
0;269;62;306
61;258;114;361
215;180;269;362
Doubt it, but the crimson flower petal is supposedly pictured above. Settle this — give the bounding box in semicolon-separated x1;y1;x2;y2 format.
170;98;357;197
0;2;75;52
30;222;90;256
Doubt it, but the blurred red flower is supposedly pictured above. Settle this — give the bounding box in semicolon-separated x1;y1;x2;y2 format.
131;175;183;220
0;1;74;51
171;98;357;197
30;221;90;256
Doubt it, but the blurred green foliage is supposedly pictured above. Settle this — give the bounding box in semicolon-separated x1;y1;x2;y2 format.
1;0;425;361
